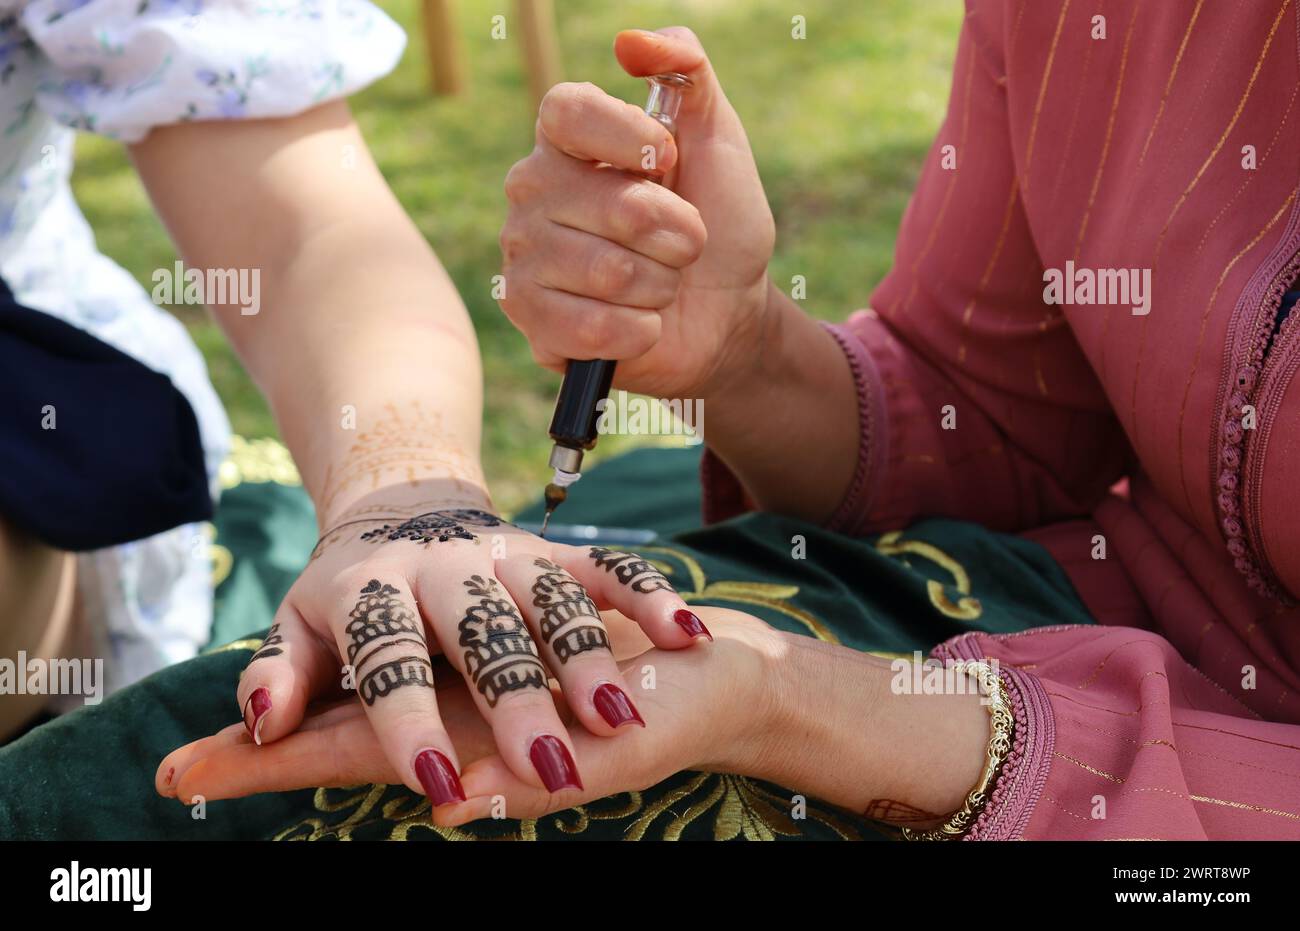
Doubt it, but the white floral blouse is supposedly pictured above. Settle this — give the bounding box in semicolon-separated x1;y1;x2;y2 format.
0;0;405;702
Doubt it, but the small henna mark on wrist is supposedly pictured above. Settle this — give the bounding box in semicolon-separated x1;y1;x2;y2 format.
588;546;674;594
360;509;503;545
531;557;609;663
458;575;547;707
863;798;943;825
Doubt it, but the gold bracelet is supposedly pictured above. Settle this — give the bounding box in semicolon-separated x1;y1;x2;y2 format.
901;660;1014;841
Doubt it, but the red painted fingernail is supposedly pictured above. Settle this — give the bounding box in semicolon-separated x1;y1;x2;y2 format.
529;735;583;792
414;749;467;807
164;767;174;787
243;687;272;745
673;608;712;641
593;683;645;729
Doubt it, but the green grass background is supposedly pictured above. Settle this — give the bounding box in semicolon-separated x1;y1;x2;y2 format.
70;0;961;513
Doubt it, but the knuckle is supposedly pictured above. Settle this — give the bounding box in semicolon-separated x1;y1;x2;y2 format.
498;280;545;331
539;82;597;140
498;221;528;264
503;159;541;204
574;310;618;357
643;269;680;309
589;248;637;298
663;204;707;266
681;209;708;262
610;183;658;242
490;685;556;715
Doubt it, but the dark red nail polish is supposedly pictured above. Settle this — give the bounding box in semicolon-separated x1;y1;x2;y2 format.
529;735;583;792
593;683;645;729
414;749;467;807
673;608;712;641
164;767;174;787
243;687;272;745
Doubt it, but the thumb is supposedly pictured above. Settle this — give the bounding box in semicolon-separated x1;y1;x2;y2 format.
613;27;744;141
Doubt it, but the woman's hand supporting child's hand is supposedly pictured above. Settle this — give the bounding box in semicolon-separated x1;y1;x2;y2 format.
159;606;990;831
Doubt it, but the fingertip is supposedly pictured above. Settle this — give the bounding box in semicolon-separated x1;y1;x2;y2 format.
591;681;646;731
155;760;177;798
173;757;211;806
431;796;495;829
241;686;272;745
413;746;468;809
671;607;713;643
613;27;707;79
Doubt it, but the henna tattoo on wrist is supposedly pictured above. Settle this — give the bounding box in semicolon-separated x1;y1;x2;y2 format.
457;575;546;707
863;798;942;825
588;546;673;594
316;401;484;518
530;557;609;663
360;509;504;545
344;580;434;706
312;501;502;561
247;623;285;663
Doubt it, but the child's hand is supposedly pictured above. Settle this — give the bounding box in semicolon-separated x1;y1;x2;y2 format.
179;482;712;809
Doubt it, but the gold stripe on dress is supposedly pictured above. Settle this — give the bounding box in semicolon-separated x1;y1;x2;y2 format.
1135;0;1205;169
1021;0;1073;194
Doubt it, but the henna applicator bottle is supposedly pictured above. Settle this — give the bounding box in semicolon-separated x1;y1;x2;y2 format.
539;72;693;536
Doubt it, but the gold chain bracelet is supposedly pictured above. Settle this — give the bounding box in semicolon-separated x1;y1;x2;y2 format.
901;660;1014;841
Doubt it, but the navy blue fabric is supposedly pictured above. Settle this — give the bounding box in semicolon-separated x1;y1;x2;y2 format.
0;278;212;550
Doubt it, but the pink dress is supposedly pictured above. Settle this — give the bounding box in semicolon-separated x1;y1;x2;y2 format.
706;0;1300;838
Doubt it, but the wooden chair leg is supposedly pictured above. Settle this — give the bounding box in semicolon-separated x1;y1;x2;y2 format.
423;0;465;96
515;0;563;106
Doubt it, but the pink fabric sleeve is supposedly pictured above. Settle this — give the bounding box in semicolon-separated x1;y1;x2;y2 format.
934;627;1300;840
702;1;1133;533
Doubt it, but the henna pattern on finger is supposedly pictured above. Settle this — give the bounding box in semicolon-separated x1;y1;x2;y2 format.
359;656;436;706
530;558;609;663
247;623;284;663
588;546;674;594
343;581;434;706
344;580;428;668
360;509;503;545
457;575;547;707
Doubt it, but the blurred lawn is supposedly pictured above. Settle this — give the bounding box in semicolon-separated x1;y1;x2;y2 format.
70;0;960;513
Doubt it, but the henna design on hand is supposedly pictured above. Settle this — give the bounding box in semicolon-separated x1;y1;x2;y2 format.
360;509;503;545
312;501;501;561
344;579;427;665
530;557;609;663
247;623;284;663
457;575;546;707
588;546;673;594
359;656;436;706
344;580;433;705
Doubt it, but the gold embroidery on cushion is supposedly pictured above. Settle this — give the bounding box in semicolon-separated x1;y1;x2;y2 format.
271;775;870;841
875;531;983;620
205;637;262;655
637;546;838;643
